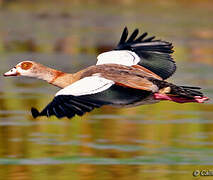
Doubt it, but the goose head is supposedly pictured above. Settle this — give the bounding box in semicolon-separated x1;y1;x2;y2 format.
3;61;70;88
4;61;42;78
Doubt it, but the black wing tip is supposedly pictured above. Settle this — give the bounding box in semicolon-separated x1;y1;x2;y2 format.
117;27;129;47
30;95;108;119
118;27;175;47
117;27;173;49
117;27;176;80
31;107;40;118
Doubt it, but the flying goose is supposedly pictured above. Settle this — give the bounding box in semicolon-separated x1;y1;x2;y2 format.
4;27;209;119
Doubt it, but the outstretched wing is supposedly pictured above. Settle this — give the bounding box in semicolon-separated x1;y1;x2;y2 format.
31;76;114;119
97;27;176;80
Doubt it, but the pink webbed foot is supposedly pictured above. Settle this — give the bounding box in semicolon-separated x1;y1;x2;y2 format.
193;96;209;103
153;93;209;103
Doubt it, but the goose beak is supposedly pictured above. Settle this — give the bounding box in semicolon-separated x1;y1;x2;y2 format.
3;67;20;77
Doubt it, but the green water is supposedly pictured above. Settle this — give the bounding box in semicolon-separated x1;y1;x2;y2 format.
0;1;213;179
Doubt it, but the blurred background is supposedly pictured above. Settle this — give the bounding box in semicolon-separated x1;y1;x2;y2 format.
0;0;213;179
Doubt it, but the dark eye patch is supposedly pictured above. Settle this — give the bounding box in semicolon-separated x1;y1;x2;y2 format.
21;62;33;70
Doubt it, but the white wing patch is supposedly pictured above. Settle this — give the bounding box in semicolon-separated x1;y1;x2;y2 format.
96;50;140;66
55;76;114;97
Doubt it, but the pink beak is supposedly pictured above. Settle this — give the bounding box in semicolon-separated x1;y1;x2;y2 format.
3;67;19;77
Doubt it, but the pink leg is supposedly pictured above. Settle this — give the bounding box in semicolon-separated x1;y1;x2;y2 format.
154;93;209;103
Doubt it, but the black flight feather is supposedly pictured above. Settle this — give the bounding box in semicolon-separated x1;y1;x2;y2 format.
126;29;139;43
118;26;128;46
31;94;110;119
115;27;176;80
31;85;152;119
135;32;148;42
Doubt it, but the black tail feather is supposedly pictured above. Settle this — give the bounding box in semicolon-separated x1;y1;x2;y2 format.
181;86;203;98
149;78;204;98
180;85;201;90
169;85;204;99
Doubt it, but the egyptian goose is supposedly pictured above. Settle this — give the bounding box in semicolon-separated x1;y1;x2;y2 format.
4;27;209;119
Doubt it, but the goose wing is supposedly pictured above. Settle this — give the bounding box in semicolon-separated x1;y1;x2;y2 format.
96;27;176;80
31;76;114;119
